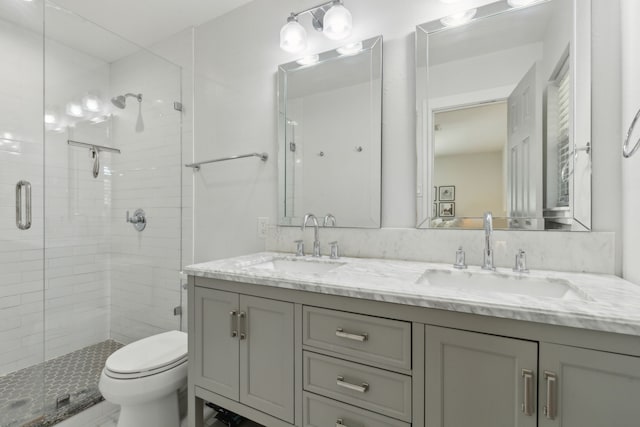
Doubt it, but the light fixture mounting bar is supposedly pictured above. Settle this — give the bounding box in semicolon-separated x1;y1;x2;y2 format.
290;0;339;19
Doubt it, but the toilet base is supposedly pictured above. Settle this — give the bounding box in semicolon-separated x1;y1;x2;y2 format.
116;391;180;427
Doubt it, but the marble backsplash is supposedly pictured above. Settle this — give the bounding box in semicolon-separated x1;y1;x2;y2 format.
266;227;616;275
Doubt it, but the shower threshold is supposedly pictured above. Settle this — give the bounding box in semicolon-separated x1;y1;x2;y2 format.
0;340;123;427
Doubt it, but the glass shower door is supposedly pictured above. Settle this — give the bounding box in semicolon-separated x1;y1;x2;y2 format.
0;0;46;425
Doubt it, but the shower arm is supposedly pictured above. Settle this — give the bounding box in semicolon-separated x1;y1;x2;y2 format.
124;93;143;102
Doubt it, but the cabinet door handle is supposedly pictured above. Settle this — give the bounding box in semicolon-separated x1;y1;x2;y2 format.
16;180;32;230
336;376;369;393
521;369;534;416
239;311;247;340
543;371;558;420
336;419;348;427
335;328;368;342
230;311;238;338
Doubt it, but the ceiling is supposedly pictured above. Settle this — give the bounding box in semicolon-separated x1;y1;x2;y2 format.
52;0;253;48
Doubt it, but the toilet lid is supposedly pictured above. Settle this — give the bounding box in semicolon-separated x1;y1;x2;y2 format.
105;330;187;375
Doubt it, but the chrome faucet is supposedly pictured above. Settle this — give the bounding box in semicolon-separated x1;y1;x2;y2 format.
482;211;495;270
302;213;321;257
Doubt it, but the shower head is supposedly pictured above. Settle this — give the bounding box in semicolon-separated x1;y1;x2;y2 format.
110;93;142;109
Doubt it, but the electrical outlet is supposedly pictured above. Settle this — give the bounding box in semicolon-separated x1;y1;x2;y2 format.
257;217;269;239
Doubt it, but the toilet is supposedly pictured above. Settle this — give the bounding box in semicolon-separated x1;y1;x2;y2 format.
99;330;188;427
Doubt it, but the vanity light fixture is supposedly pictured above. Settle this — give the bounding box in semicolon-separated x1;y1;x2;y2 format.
337;41;363;56
280;0;352;54
440;8;477;27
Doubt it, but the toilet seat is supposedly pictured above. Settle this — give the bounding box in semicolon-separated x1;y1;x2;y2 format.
105;330;187;379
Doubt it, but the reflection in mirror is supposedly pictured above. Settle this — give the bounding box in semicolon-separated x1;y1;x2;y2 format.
278;36;382;228
416;0;591;231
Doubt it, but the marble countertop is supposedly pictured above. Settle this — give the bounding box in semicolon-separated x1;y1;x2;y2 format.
184;252;640;336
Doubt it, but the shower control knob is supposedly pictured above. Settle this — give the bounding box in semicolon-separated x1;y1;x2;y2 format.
126;209;147;232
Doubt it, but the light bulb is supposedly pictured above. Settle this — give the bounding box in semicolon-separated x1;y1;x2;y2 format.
337;41;363;56
323;4;352;41
507;0;542;7
82;94;101;112
280;18;307;53
440;8;477;27
296;54;320;66
66;102;84;118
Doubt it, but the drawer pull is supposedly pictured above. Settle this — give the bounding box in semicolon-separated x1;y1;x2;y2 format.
335;328;368;342
336;419;348;427
239;311;247;340
336;376;369;393
543;371;558;420
521;368;534;416
230;311;238;338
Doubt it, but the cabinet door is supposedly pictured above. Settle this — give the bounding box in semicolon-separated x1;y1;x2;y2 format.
239;295;295;423
194;287;240;400
539;343;640;427
425;326;537;427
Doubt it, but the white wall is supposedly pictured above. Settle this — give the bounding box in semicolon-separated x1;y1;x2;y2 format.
434;151;505;217
621;0;640;283
288;82;379;227
192;0;622;274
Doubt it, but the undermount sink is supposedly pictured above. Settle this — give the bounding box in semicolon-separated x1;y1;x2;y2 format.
416;269;587;300
246;258;346;275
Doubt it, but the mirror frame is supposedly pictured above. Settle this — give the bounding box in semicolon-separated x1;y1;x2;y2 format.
277;35;383;228
415;0;592;231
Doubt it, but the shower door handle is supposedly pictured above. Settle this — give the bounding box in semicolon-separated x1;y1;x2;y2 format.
16;180;32;230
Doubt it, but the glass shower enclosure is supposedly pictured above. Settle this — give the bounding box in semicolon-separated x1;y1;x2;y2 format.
0;1;184;425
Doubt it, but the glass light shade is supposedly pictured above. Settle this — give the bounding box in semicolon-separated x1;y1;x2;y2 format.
323;4;352;40
66;102;84;118
280;20;307;53
440;8;477;27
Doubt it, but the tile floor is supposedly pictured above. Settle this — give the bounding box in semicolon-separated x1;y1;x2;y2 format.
0;340;122;427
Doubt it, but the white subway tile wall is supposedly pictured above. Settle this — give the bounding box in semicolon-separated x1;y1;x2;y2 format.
108;50;183;345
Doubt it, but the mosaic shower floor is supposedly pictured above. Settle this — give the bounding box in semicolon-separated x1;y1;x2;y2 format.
0;340;122;427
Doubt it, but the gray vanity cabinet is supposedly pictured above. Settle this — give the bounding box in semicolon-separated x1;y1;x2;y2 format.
425;325;538;427
538;343;640;427
193;287;295;424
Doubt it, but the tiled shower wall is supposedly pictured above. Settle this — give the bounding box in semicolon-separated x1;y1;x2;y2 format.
0;13;114;375
44;40;112;362
108;49;183;345
0;11;188;374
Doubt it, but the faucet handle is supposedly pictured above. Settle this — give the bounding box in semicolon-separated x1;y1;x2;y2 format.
513;249;529;273
323;214;336;227
453;246;467;269
329;241;339;259
294;240;304;257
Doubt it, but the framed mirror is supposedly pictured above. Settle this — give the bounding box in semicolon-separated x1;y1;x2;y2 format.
416;0;591;231
278;36;382;228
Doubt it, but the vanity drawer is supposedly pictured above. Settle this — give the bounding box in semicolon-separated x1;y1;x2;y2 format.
303;306;411;371
303;392;410;427
303;352;412;422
